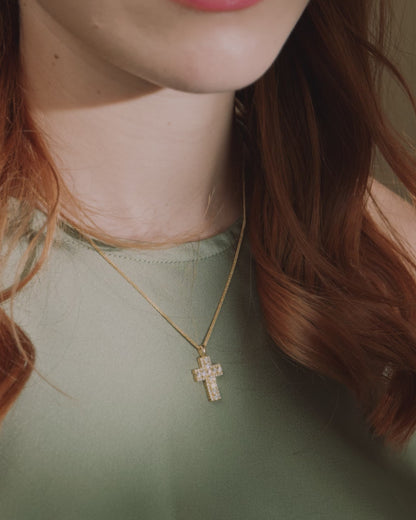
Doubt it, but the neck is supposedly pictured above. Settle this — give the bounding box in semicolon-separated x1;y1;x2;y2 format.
19;1;243;243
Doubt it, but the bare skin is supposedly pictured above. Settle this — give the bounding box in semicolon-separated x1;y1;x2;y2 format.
19;0;310;242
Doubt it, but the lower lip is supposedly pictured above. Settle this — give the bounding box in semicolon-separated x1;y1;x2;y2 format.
170;0;263;12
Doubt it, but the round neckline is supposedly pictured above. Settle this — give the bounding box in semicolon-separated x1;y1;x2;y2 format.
13;197;245;263
20;198;246;264
56;214;245;263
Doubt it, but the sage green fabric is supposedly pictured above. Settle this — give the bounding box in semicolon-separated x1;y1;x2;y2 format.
1;208;416;519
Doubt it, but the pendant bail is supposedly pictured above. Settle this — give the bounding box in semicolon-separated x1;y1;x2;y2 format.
197;345;206;356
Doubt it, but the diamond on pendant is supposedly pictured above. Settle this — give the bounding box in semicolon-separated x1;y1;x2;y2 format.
191;355;223;401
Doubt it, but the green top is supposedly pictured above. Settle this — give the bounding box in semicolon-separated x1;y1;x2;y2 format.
0;207;416;519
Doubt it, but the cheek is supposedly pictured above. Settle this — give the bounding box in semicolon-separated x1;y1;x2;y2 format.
34;0;94;33
33;0;148;58
31;0;147;72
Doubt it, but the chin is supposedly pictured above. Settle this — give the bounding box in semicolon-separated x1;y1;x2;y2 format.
121;48;280;94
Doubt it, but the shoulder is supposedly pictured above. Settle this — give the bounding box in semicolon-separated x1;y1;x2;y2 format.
366;178;416;260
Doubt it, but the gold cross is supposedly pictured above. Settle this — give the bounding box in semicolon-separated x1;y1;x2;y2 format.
192;355;223;401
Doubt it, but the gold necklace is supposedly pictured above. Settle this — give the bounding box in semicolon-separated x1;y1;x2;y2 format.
78;169;246;402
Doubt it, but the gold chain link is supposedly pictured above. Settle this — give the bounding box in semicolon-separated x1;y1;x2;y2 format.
80;170;246;357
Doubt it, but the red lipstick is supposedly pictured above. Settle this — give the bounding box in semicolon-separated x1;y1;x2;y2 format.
170;0;264;12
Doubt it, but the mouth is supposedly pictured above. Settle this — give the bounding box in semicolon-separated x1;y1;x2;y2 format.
168;0;264;13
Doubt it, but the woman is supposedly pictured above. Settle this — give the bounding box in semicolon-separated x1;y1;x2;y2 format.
1;0;416;518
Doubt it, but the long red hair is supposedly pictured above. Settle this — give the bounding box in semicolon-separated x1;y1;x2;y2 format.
1;0;416;451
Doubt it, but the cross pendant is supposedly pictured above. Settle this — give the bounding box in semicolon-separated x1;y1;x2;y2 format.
191;354;223;402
